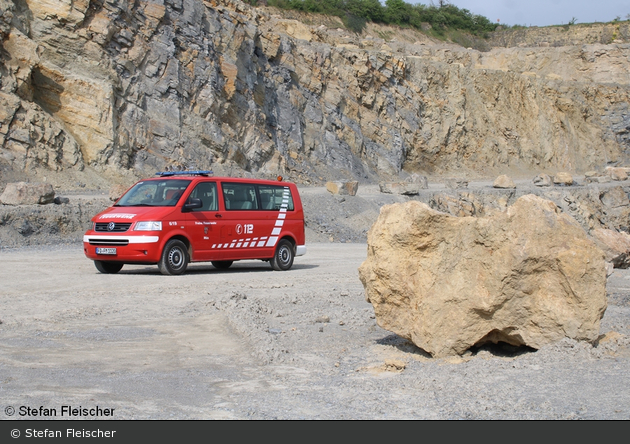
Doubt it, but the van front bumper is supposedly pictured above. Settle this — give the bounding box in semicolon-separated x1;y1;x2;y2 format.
83;234;161;262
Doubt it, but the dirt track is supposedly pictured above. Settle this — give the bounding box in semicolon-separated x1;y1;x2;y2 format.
1;242;630;420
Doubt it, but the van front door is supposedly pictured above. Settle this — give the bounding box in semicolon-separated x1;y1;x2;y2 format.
185;181;224;261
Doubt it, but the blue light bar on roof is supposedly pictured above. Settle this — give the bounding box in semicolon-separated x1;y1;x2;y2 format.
155;170;213;177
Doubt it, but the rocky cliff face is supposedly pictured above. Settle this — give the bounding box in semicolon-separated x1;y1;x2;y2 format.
0;0;629;189
489;22;630;48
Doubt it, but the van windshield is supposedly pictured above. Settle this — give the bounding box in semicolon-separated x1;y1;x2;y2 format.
114;180;191;207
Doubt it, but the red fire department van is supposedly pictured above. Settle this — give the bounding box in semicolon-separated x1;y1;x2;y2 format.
83;171;306;275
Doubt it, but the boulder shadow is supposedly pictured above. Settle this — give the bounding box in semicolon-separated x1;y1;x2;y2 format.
468;342;537;358
376;334;537;359
376;334;432;359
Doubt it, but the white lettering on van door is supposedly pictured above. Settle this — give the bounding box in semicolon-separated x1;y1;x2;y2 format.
236;224;254;235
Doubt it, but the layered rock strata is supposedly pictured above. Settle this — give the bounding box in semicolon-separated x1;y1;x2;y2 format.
0;0;629;189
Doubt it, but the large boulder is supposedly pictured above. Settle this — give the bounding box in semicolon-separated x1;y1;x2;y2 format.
493;174;516;189
326;181;359;196
590;228;630;269
380;174;429;195
109;184;130;202
600;186;630;209
358;194;608;358
379;181;424;196
533;173;553;187
584;171;611;184
444;178;468;189
0;182;55;205
553;172;574;185
606;167;629;181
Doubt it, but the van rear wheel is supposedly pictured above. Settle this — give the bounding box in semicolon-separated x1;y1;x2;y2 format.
270;239;295;271
94;260;123;274
158;239;189;275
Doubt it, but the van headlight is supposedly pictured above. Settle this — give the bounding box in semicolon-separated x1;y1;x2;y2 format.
134;221;162;231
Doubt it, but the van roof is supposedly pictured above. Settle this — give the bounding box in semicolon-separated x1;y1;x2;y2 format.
148;173;293;185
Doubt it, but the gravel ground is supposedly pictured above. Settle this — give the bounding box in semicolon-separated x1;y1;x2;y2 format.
0;241;629;420
1;180;630;420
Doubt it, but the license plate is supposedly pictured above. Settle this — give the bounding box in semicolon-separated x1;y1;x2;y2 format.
96;247;117;255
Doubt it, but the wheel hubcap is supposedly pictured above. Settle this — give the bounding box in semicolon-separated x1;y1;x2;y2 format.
169;248;183;267
279;247;289;264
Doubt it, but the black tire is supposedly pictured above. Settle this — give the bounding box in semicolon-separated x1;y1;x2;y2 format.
270;239;295;271
211;260;233;269
94;260;123;274
158;239;189;275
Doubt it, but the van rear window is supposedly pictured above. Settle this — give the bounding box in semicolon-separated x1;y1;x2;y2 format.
258;185;294;211
221;183;294;211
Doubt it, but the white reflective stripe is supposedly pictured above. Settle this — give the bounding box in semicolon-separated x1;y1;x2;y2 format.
84;235;159;244
266;188;291;242
209;238;288;249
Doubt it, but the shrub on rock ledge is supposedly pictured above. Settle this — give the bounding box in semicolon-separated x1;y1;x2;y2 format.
358;195;608;358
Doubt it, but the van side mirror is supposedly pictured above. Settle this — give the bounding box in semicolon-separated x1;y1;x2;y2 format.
182;198;202;212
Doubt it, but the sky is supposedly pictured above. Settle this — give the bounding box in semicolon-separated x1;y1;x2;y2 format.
420;0;630;27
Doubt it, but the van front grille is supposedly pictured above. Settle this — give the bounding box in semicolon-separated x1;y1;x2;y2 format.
95;222;132;232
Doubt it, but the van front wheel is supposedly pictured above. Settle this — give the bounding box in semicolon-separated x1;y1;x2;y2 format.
158;239;189;275
270;239;294;271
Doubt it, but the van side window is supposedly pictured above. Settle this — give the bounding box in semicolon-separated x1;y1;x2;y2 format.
189;182;218;211
259;185;294;211
222;183;259;210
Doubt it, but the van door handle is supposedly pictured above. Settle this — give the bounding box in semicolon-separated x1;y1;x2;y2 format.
215;213;222;218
